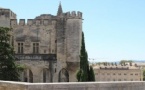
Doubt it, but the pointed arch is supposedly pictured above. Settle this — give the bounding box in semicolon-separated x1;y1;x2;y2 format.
42;68;50;82
58;68;69;82
23;69;27;82
29;69;33;83
23;69;33;83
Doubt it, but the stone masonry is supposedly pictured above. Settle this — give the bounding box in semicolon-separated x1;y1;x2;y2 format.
0;3;82;82
0;80;145;90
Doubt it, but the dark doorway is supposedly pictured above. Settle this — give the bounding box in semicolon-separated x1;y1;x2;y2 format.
58;68;69;82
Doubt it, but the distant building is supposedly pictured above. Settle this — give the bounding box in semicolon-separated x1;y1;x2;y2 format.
93;64;143;81
134;62;145;69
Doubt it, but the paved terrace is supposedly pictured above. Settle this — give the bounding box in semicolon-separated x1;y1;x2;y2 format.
0;81;144;90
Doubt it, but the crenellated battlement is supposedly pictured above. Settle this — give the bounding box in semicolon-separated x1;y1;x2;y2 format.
10;19;17;26
10;19;54;26
19;19;25;25
65;11;82;19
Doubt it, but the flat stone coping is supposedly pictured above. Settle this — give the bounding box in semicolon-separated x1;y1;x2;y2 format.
0;80;144;85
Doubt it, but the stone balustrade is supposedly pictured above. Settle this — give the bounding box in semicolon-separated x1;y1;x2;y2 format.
15;54;57;61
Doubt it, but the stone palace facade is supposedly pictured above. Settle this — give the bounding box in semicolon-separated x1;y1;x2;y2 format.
0;3;82;83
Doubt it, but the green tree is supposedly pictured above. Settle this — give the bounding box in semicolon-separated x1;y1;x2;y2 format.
88;66;95;81
0;27;19;81
77;32;95;82
79;32;89;81
119;60;133;64
111;62;114;66
76;69;83;82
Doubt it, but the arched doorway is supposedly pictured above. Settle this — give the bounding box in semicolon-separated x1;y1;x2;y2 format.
23;69;33;83
58;68;69;82
43;68;50;82
29;69;33;82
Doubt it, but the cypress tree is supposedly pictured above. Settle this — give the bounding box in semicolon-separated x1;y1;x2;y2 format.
88;66;95;81
77;32;96;82
77;32;89;81
0;27;19;81
80;32;89;82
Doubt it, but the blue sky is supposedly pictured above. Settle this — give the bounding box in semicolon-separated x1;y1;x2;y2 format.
1;0;145;62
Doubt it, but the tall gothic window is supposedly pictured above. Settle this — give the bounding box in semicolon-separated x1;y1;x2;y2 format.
33;43;39;53
18;43;23;53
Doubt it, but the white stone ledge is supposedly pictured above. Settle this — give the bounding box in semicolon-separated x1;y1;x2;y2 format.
0;80;145;90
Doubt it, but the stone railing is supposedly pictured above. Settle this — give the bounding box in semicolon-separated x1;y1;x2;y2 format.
15;54;56;61
0;81;145;90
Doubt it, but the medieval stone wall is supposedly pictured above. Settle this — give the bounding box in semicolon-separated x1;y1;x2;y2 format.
65;18;82;82
11;19;57;54
55;11;82;82
0;4;83;82
0;9;16;27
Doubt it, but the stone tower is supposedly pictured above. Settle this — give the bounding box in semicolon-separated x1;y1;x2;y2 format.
55;3;82;82
0;8;16;46
0;3;82;82
0;7;16;27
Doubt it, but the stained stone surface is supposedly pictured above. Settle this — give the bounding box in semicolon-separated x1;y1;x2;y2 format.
0;5;82;82
0;81;145;90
